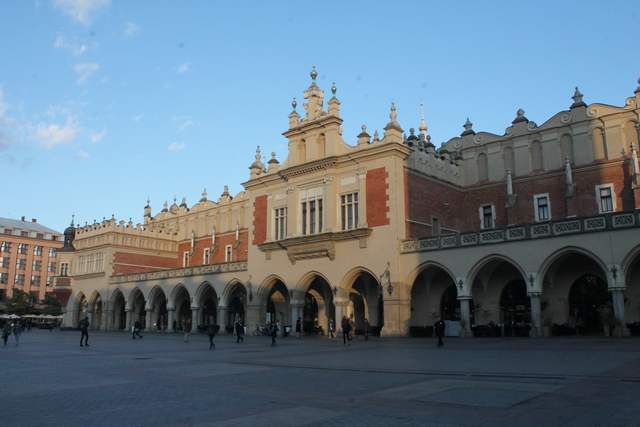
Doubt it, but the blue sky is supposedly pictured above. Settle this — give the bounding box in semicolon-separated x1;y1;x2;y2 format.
1;1;638;232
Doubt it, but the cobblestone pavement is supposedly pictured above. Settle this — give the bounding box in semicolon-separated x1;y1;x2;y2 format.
1;330;639;427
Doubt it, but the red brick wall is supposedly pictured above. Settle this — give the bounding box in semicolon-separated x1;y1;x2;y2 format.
112;252;177;275
366;167;390;227
176;230;248;266
405;160;635;238
253;195;267;245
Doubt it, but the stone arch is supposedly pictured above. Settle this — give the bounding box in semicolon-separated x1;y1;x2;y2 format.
195;281;218;330
622;245;640;325
467;254;527;287
409;262;458;336
297;272;335;336
128;287;146;329
109;288;126;330
341;267;383;335
87;290;103;331
407;261;457;293
537;246;608;283
260;275;290;325
222;279;247;332
147;286;168;331
71;291;87;328
170;284;191;331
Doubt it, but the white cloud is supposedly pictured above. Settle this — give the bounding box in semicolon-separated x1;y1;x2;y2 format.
53;34;88;56
172;115;195;131
74;62;99;84
35;119;79;149
123;21;140;37
52;0;111;25
177;63;190;74
167;142;185;152
89;129;106;143
74;149;89;160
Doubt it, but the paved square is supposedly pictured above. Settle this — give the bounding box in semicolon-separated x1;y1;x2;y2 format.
1;330;639;426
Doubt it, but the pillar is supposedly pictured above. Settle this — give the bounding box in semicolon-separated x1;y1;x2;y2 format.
145;310;152;331
245;303;262;329
167;308;175;332
611;289;626;337
217;306;227;333
191;307;200;333
334;302;346;334
459;298;472;337
291;302;303;330
125;309;132;332
529;293;542;338
101;303;109;331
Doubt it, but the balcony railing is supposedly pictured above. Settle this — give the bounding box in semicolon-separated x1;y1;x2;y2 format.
109;260;248;284
401;211;639;254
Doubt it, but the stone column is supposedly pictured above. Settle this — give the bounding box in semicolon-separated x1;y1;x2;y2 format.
245;303;262;330
217;306;228;334
334;301;346;334
529;293;542;338
611;289;625;337
145;310;152;331
101;303;109;331
167;308;176;333
458;298;472;337
125;309;132;332
191;307;200;333
291;302;303;331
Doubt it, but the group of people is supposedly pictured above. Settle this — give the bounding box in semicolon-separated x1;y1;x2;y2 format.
2;321;22;347
340;315;369;345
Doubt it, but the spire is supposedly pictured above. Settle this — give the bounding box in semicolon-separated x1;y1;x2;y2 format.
461;117;475;136
162;201;169;212
144;197;150;209
570;87;586;109
373;129;380;143
288;97;300;128
303;66;325;120
512;108;528;124
180;197;188;208
419;103;428;137
310;65;318;85
384;102;402;132
200;188;208;202
249;146;264;178
328;81;340;116
267;151;280;172
70;214;75;227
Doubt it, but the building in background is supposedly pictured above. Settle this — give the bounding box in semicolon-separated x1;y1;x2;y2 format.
0;217;63;301
57;71;640;338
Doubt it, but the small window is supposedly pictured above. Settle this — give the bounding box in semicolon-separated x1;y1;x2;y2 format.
301;196;323;235
340;192;359;231
534;194;550;222
183;251;189;268
48;261;56;274
60;263;69;277
34;245;43;256
225;245;233;262
479;204;495;229
14;274;25;285
48;247;56;257
32;260;42;271
203;248;210;265
31;275;41;286
17;243;28;254
274;207;287;240
36;233;44;240
16;258;26;270
432;217;440;236
0;272;7;284
596;184;615;213
0;241;10;252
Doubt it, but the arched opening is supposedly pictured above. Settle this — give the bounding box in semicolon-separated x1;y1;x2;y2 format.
265;279;290;326
226;283;246;333
198;283;218;331
89;293;102;330
592;127;607;160
625;250;640;335
149;287;167;332
410;264;459;336
173;286;191;331
541;250;611;336
130;289;146;330
111;290;126;330
471;257;530;337
347;271;383;336
73;293;87;328
302;275;334;335
530;140;543;171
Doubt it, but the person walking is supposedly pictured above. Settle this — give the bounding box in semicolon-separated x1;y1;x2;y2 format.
364;318;370;341
348;315;355;341
328;319;335;339
2;322;11;347
295;317;302;339
341;316;351;346
132;320;143;339
270;322;278;346
207;324;217;350
79;316;89;347
183;318;191;343
235;320;244;343
435;318;445;348
13;322;21;346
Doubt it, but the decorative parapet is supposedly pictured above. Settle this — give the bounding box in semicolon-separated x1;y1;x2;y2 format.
400;211;640;254
109;261;247;284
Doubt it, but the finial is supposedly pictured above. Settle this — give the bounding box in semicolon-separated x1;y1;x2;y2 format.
419;103;427;135
512;108;528;124
271;151;276;160
517;108;524;117
409;128;415;136
373;129;379;142
201;188;207;201
310;66;318;82
461;117;475;136
173;196;177;204
111;213;115;220
571;86;586;108
361;124;367;133
291;97;297;111
70;214;75;227
255;145;261;161
390;102;397;122
331;82;337;96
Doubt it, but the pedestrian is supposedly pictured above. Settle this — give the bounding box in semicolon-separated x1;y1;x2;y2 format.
435;318;445;347
235;320;244;343
270;322;278;346
132;320;143;339
207;324;217;350
341;316;351;346
2;322;11;347
348;315;355;341
364;318;369;341
295;317;302;339
13;322;21;346
328;319;335;339
79;316;89;347
183;318;191;343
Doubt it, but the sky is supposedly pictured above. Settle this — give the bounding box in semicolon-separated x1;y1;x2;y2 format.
1;1;639;232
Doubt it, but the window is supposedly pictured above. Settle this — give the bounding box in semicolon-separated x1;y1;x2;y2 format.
48;262;56;274
340;192;359;231
203;248;210;265
432;217;440;236
274;207;287;240
16;258;26;270
36;233;44;240
534;194;550;222
596;184;615;213
46;276;53;286
301;196;323;235
33;245;43;256
31;275;41;286
0;273;7;284
60;263;69;277
17;243;28;254
183;251;189;268
95;252;104;271
32;260;42;272
0;241;10;252
77;256;86;274
48;248;56;257
14;274;25;286
479;204;495;229
20;231;28;237
225;245;233;262
1;257;8;268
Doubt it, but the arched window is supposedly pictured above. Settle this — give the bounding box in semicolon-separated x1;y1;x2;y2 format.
593;128;607;160
560;134;574;163
530;140;543;171
477;152;488;181
503;146;515;175
317;134;326;158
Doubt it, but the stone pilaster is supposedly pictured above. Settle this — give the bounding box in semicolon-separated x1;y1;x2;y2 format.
458;297;472;337
167;308;175;333
528;293;542;337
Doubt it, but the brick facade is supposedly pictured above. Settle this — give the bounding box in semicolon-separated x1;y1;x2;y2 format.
176;230;248;267
112;252;178;276
366;167;390;227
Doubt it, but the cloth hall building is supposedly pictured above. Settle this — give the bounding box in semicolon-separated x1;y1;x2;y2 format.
55;70;640;338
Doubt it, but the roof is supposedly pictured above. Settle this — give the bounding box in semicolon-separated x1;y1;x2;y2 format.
0;217;62;236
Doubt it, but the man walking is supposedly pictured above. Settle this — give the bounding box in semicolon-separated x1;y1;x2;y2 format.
207;324;217;350
132;320;143;339
328;319;335;339
79;316;89;347
235;320;244;343
435;318;445;348
295;317;302;339
341;316;351;346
